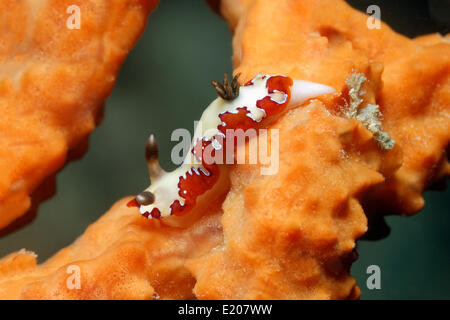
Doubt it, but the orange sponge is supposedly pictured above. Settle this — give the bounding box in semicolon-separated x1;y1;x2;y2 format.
0;0;159;231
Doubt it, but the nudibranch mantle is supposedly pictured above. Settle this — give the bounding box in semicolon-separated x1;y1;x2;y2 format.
128;74;335;219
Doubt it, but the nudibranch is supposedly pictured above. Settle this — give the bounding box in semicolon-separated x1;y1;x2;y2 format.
128;74;335;219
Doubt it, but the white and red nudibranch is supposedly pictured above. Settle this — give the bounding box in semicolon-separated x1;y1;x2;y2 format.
128;74;335;219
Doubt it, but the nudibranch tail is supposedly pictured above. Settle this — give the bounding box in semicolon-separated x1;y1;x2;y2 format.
131;74;335;219
289;80;336;107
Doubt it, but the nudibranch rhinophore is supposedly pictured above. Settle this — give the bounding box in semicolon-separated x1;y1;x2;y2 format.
128;74;335;219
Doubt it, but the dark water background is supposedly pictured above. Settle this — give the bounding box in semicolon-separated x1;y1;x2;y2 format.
0;0;448;299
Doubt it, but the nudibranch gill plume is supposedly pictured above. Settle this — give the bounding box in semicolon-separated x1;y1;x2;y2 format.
128;74;335;219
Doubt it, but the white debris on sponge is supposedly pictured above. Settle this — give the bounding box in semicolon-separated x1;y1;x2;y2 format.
356;104;395;150
18;248;38;258
345;73;367;118
345;73;395;150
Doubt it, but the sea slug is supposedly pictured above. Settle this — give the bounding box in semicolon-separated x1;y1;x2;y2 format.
128;74;335;218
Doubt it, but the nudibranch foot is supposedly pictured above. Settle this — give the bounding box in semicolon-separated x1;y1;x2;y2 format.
131;74;335;219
